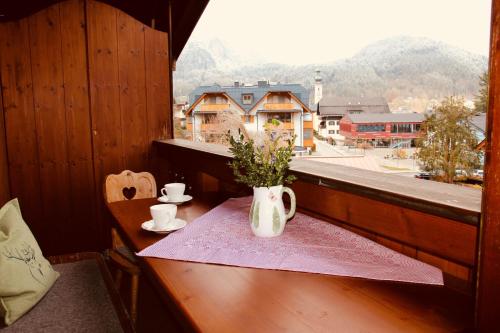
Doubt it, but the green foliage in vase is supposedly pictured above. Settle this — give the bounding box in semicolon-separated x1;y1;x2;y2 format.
227;121;297;188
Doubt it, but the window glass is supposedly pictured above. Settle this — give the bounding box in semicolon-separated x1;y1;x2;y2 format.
357;124;385;132
268;94;290;104
202;115;215;124
267;113;292;123
303;129;313;139
174;0;490;187
397;124;412;133
242;94;253;105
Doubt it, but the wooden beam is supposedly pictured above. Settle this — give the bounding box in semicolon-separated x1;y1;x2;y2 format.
476;0;500;330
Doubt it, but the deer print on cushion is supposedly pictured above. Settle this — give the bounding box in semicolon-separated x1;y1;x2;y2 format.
2;242;47;285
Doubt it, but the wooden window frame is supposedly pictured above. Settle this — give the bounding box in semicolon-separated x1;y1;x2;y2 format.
161;1;499;330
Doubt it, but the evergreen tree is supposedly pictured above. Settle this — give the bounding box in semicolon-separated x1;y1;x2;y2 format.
474;71;489;113
417;96;481;183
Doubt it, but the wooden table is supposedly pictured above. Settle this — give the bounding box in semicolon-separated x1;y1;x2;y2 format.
108;197;473;332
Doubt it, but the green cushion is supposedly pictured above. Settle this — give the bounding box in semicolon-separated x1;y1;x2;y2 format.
0;199;59;326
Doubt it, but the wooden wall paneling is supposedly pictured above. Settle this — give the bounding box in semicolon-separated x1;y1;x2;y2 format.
0;19;44;245
87;0;124;177
476;0;500;330
59;0;98;252
28;4;72;254
86;0;124;247
145;26;171;174
292;180;477;267
116;10;149;172
0;87;10;206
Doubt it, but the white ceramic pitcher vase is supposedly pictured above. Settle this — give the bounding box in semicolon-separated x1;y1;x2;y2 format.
249;185;296;237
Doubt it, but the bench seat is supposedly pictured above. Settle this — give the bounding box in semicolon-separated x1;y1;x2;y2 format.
1;253;132;333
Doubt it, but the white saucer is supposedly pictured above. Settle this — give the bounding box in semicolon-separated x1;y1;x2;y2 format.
157;195;193;204
141;218;187;234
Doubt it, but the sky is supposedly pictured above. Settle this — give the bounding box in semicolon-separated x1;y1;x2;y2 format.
189;0;492;65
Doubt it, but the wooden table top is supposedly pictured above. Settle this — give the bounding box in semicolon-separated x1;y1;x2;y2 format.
107;197;473;333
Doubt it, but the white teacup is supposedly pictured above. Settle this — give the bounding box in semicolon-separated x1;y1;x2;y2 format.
150;204;177;230
161;183;186;202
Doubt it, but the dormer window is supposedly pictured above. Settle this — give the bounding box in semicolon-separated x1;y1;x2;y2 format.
242;94;253;105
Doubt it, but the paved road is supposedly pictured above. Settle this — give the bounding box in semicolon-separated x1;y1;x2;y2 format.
309;139;422;175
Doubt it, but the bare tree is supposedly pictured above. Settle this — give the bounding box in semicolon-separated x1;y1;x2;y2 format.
202;110;249;145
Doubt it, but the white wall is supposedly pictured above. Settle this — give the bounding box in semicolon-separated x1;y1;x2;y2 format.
319;118;345;143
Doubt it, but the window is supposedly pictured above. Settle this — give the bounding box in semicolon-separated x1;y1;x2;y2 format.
303;129;313;139
205;95;227;104
173;0;490;192
267;94;290;104
205;96;216;104
267;112;292;123
202;115;215;124
357;124;385;132
398;124;412;133
391;123;414;133
242;94;253;105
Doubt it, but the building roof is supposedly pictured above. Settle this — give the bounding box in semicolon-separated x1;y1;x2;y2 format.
188;82;309;112
318;97;390;116
470;114;486;133
185;92;246;115
344;113;425;124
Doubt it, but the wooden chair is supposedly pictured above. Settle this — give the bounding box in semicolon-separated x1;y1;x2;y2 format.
104;170;157;326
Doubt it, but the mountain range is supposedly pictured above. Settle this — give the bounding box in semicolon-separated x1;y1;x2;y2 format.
173;36;488;112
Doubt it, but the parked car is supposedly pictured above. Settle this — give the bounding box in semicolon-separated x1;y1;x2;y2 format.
414;172;431;180
472;169;484;178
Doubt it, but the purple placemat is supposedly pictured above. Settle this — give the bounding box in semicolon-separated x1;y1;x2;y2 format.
137;197;443;285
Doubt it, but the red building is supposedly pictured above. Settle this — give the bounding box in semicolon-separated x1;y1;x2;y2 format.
339;113;425;147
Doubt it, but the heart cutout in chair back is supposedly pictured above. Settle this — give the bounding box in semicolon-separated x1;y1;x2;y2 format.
122;187;137;200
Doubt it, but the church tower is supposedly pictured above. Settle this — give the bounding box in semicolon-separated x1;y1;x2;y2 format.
314;70;323;105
